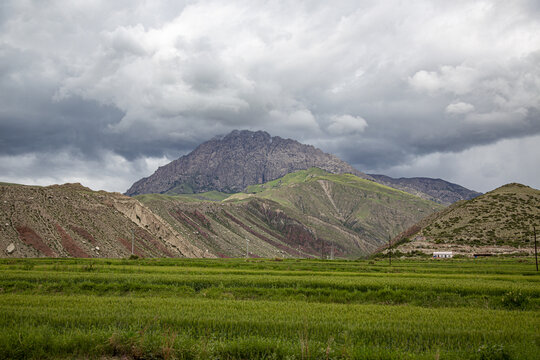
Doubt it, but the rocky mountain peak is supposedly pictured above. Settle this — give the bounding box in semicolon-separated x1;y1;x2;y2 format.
224;129;271;140
126;130;370;196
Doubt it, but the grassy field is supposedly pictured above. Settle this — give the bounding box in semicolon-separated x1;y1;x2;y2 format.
0;257;538;359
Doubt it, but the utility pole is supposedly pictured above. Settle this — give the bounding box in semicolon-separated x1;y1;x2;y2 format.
131;229;134;255
245;238;249;259
312;229;323;260
330;244;334;260
534;226;538;272
388;235;392;266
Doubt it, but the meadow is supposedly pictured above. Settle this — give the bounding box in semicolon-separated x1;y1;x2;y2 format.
0;257;538;359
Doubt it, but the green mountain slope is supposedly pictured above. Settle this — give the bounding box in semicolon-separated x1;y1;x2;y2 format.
138;168;443;258
392;183;540;255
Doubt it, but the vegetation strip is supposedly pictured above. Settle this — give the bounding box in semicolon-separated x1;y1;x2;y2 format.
0;257;538;359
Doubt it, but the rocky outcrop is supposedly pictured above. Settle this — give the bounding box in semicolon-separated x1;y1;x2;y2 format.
367;174;482;205
126;130;372;195
6;243;15;254
111;196;206;257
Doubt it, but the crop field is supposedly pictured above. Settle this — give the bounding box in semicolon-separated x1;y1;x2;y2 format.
0;257;538;359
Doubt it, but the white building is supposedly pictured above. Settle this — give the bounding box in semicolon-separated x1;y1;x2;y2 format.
433;251;453;258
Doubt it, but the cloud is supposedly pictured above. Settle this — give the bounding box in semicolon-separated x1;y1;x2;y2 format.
370;134;540;193
0;150;171;193
327;115;368;135
409;66;480;95
0;0;539;192
105;25;149;56
446;102;475;114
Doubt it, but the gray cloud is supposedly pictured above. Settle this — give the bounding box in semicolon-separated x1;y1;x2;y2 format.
0;0;539;193
374;134;540;193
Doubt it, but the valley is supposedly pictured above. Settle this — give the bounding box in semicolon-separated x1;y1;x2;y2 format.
2;2;539;359
0;132;538;360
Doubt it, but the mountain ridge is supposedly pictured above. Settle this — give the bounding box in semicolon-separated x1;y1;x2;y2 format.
368;174;482;205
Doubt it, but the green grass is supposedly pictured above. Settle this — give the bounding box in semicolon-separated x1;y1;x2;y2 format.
241;168;438;206
135;190;231;203
0;257;538;359
0;181;19;186
237;168;442;224
244;168;329;193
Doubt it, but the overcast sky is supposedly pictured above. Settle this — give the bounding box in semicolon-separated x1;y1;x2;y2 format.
1;0;539;193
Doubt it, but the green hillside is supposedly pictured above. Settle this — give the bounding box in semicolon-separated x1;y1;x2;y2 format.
136;190;230;203
231;168;441;240
393;183;540;255
137;168;442;258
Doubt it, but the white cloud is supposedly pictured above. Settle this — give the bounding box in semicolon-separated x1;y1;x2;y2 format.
408;70;442;93
409;65;480;95
445;102;475;114
327;115;368;135
105;25;150;56
464;110;528;125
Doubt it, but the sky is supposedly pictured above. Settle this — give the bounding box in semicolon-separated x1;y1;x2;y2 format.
1;0;539;193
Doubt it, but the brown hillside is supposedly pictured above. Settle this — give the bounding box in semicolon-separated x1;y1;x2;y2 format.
391;183;540;256
0;182;209;258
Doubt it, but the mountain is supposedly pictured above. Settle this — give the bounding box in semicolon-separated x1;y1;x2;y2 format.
368;174;482;205
0;182;208;258
126;130;480;207
126;130;372;196
136;168;443;258
391;183;540;256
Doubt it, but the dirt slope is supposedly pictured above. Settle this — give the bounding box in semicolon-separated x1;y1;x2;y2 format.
0;182;209;258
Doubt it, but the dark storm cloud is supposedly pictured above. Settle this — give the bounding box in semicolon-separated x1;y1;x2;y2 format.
0;44;198;161
0;0;539;192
